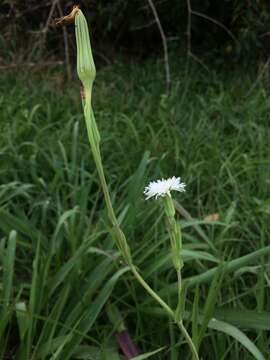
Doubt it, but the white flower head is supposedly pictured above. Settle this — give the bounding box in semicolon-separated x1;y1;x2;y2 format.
144;176;186;200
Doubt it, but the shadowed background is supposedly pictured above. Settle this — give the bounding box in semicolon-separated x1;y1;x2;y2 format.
1;0;270;70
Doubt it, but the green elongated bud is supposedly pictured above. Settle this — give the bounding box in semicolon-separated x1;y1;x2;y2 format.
75;10;96;88
74;9;100;146
75;10;96;90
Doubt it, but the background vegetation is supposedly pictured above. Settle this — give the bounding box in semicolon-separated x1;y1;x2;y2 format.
1;0;270;67
1;1;270;359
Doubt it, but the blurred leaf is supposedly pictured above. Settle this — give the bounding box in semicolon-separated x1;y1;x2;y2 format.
0;230;16;339
132;346;166;360
197;266;224;348
16;302;29;341
209;319;265;360
213;308;270;331
60;267;130;359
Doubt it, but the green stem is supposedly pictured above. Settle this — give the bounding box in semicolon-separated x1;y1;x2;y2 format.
177;321;200;360
132;264;199;359
131;266;199;360
175;267;182;320
162;196;198;358
131;265;174;319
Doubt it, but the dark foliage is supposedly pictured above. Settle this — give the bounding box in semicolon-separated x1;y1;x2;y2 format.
1;0;270;65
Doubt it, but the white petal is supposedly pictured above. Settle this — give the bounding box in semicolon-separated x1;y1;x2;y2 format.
144;177;186;200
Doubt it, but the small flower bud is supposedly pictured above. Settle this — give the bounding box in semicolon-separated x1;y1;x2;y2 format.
75;10;96;89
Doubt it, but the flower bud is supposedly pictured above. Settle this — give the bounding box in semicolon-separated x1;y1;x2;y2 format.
75;10;96;89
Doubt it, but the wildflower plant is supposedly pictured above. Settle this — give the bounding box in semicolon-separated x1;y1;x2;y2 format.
62;6;199;359
145;177;186;321
144;178;196;349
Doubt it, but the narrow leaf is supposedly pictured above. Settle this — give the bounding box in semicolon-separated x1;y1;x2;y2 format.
132;346;166;360
209;319;265;360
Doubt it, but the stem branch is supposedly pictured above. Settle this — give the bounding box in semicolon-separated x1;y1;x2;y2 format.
178;321;200;360
131;265;174;319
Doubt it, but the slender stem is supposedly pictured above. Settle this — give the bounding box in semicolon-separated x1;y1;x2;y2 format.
131;265;174;319
177;321;200;360
176;268;182;317
131;266;199;359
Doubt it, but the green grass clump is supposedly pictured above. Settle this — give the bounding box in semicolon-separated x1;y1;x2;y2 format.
0;60;270;359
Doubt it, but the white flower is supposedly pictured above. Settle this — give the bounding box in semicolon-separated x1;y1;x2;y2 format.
144;176;186;200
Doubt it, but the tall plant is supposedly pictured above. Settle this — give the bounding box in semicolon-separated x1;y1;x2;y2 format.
57;6;199;359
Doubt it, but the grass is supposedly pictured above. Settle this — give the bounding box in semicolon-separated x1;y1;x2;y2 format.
0;59;270;359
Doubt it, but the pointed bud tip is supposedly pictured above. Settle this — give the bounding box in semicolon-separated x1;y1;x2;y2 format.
55;5;80;27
